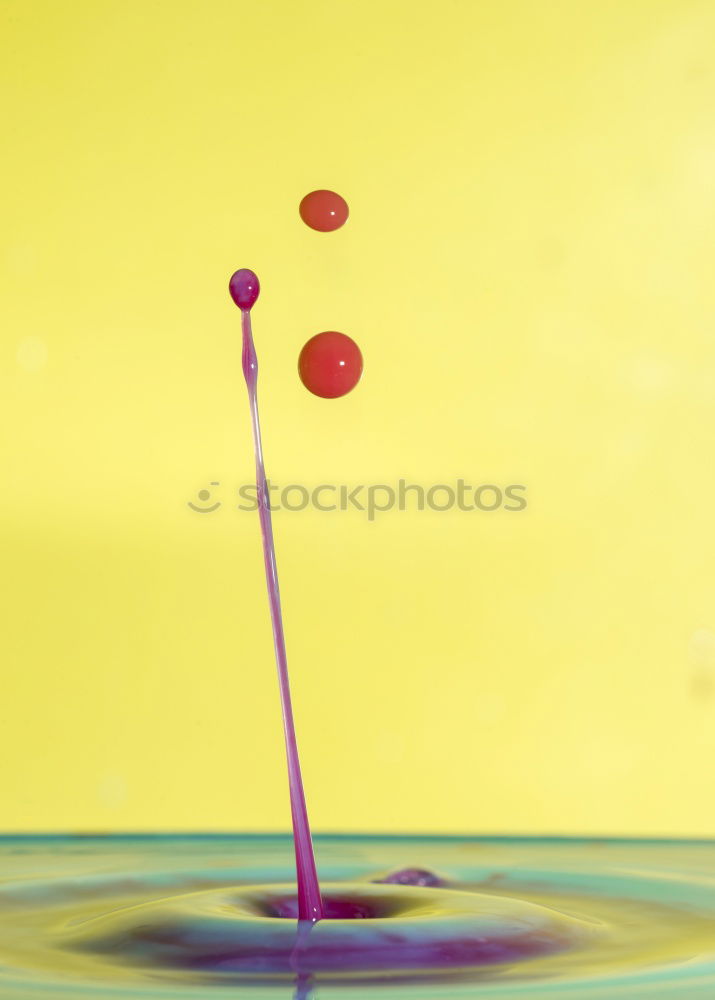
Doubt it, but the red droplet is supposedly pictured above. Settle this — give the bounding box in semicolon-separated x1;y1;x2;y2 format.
299;190;349;232
298;331;363;398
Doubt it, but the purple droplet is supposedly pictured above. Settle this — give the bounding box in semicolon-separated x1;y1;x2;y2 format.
229;268;260;310
374;868;444;888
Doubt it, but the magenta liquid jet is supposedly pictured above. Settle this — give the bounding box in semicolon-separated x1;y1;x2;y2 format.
229;266;323;924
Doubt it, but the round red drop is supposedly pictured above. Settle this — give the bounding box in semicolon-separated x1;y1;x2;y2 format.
298;331;363;398
299;190;349;232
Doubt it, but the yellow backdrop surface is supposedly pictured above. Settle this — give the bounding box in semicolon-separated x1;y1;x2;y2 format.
2;0;715;836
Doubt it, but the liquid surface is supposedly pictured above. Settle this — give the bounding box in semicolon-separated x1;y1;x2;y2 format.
2;835;715;999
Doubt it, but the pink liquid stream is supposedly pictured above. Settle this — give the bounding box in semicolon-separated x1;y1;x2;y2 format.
240;299;324;924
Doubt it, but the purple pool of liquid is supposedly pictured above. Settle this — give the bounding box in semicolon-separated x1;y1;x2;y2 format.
72;872;585;978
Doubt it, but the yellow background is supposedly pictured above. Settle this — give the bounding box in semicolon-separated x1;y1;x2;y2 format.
2;0;715;836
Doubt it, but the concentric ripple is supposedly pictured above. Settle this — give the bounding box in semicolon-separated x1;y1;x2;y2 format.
65;882;590;976
2;835;715;999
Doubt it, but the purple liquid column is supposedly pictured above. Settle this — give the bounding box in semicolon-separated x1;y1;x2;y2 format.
230;268;324;924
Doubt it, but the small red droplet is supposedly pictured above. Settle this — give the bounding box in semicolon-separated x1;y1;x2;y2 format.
299;190;349;232
298;331;363;398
